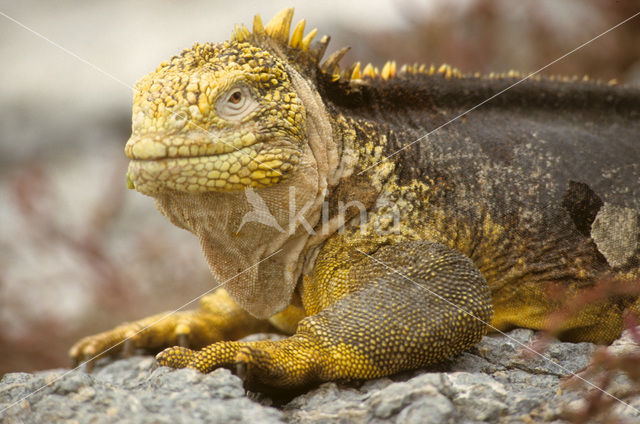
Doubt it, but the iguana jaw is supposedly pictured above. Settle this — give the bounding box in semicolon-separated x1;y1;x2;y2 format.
125;135;300;195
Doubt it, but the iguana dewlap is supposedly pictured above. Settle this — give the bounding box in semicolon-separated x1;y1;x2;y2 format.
70;8;640;393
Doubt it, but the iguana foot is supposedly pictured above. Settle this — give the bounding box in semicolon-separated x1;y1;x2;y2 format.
69;289;274;371
69;311;222;370
156;335;320;391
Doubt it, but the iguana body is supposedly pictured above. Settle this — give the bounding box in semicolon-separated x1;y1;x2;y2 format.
71;8;640;392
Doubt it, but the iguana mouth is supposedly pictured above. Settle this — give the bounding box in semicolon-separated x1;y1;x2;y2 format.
124;132;260;162
126;141;297;194
129;143;261;163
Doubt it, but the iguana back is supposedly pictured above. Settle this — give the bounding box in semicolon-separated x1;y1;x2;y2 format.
330;74;640;342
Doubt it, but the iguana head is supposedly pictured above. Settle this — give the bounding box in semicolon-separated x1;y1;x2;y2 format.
123;8;344;318
125;8;333;195
125;41;304;193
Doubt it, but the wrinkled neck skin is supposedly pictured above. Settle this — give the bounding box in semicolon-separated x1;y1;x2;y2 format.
152;65;344;319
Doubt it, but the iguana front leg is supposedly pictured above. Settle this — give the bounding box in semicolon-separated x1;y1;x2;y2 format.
157;241;493;392
69;289;285;368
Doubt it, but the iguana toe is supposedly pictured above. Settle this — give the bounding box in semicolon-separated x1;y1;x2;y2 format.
156;346;195;369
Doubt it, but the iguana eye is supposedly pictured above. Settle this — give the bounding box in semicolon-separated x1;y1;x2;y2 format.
216;86;258;121
229;91;242;104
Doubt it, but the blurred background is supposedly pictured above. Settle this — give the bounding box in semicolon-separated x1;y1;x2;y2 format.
1;0;639;375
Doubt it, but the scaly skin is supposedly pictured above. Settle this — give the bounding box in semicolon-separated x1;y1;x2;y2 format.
71;8;640;392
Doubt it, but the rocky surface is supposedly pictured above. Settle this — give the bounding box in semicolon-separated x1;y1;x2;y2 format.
1;329;639;424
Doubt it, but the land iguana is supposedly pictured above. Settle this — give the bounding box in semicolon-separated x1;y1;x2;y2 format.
70;8;640;393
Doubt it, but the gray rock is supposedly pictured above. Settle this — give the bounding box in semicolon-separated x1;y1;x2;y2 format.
591;203;640;268
395;392;455;424
0;357;285;424
478;329;596;376
1;330;639;424
446;372;508;421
